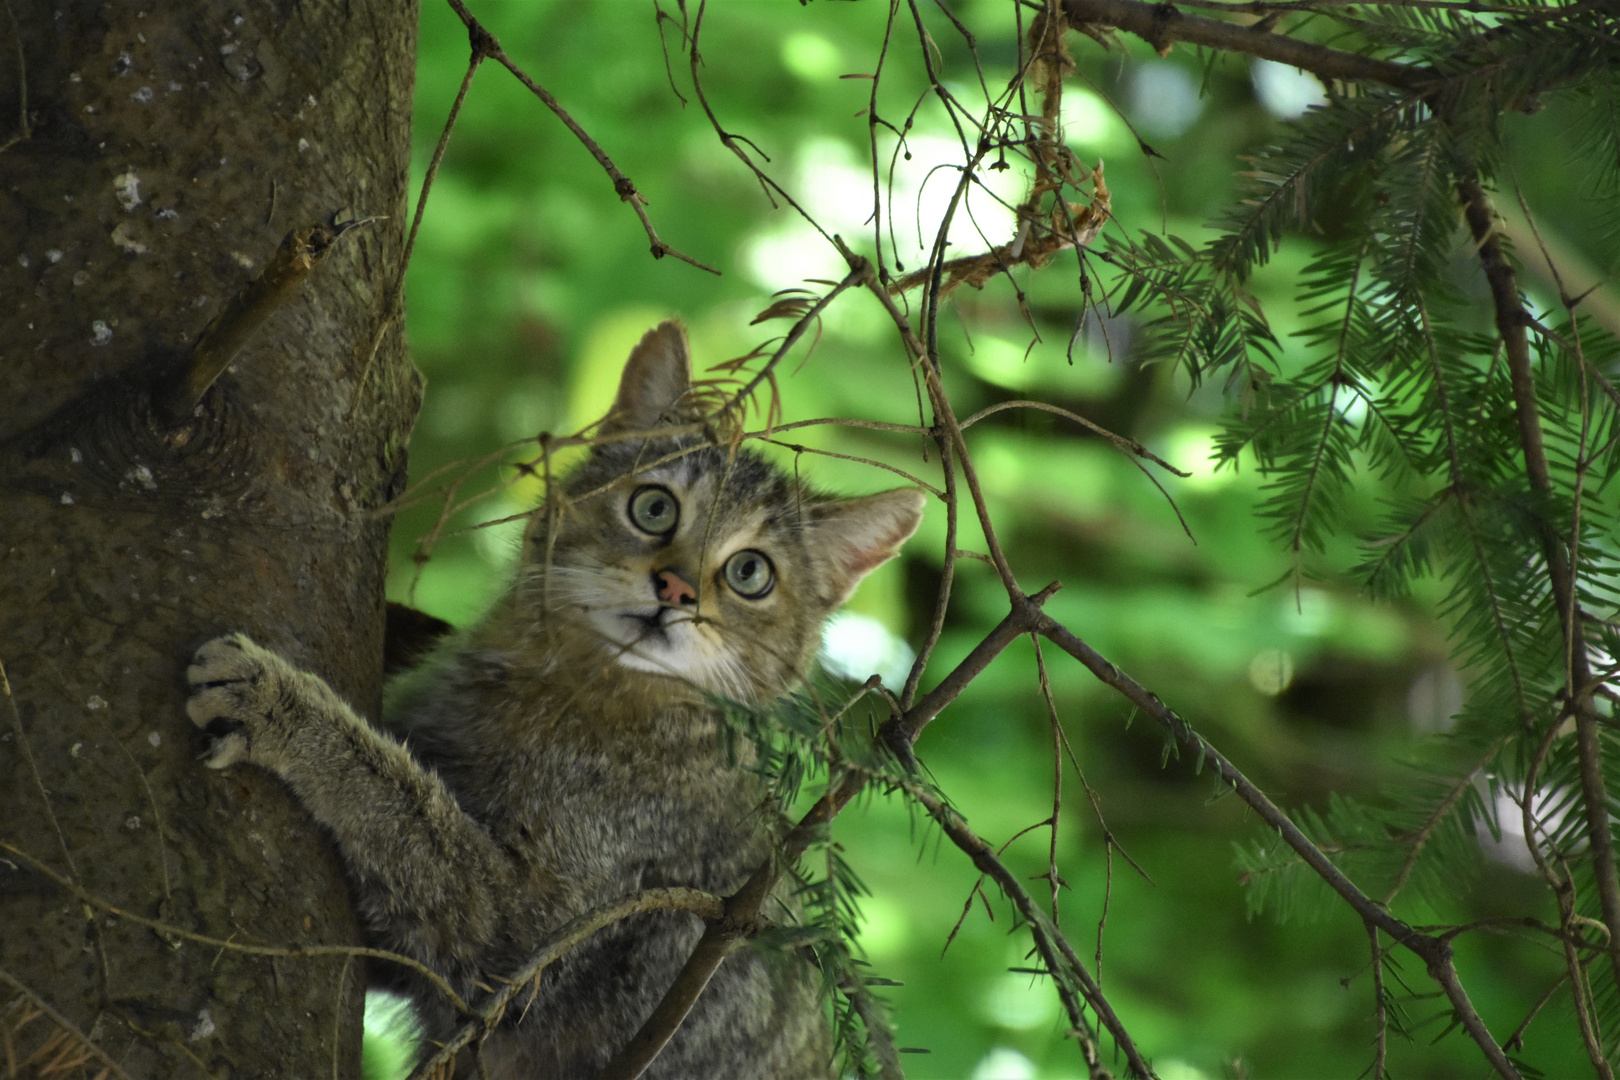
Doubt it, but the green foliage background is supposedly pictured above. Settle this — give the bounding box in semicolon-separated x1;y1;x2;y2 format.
376;1;1617;1077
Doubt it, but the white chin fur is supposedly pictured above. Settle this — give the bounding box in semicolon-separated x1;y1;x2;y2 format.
586;610;749;699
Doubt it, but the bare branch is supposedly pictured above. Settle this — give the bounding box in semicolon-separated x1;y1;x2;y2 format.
160;224;345;423
1062;0;1428;90
881;583;1062;761
1180;0;1607;15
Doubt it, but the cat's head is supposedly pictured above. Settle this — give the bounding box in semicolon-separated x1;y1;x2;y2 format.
526;321;924;702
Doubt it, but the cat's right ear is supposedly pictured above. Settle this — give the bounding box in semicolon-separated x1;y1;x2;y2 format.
809;488;927;606
604;320;692;435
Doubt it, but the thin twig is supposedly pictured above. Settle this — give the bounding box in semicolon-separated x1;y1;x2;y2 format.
1505;973;1569;1053
331;955;353;1080
408;888;724;1080
113;738;171;902
901;428;959;710
1034;616;1523;1080
1367;921;1387;1080
0;660;81;882
1382;741;1505;907
903;781;1151;1080
961;399;1188;475
718;268;866;419
0;0;26;153
846;244;1024;595
352;22;488;416
1;841;473;1017
1035;637;1066;923
594;771;864;1080
757;439;945;499
745;417;929;438
444;0;716;273
1520;699;1611;1075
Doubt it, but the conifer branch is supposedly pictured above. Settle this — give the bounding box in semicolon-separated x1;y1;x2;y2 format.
1459;174;1620;996
1413;295;1535;717
1383;741;1505;907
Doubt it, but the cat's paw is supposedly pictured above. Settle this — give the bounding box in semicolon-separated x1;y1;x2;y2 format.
186;633;283;769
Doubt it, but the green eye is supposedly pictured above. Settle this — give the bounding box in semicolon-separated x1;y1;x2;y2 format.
629;486;679;535
722;549;774;599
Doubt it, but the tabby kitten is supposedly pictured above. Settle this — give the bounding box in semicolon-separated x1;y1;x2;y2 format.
185;321;925;1079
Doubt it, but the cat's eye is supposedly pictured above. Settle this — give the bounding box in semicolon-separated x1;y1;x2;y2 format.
722;549;774;599
628;485;679;536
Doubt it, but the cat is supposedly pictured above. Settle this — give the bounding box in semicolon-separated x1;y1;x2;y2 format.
184;320;926;1079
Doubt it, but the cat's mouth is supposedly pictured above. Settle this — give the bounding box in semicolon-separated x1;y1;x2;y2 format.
623;609;672;645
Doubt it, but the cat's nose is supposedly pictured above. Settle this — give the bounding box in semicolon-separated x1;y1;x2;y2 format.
653;569;697;606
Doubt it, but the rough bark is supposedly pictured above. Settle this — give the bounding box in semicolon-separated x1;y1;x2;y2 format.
0;1;419;1076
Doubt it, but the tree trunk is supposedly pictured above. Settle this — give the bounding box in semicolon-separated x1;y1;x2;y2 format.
0;1;419;1075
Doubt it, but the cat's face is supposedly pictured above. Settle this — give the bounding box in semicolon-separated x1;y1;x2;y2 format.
525;322;924;702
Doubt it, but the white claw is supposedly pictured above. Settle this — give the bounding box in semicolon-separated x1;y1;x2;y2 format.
202;731;249;769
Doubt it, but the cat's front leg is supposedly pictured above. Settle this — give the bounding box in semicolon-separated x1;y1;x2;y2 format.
185;633;523;972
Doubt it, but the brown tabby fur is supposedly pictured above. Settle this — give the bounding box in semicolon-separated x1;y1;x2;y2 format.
185;322;925;1079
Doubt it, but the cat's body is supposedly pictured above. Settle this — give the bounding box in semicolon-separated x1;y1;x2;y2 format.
185;322;924;1079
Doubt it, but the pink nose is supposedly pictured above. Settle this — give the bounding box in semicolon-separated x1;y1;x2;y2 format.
654;569;696;606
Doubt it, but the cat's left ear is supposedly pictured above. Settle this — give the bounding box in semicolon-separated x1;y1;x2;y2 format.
809;489;927;606
604;320;693;435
